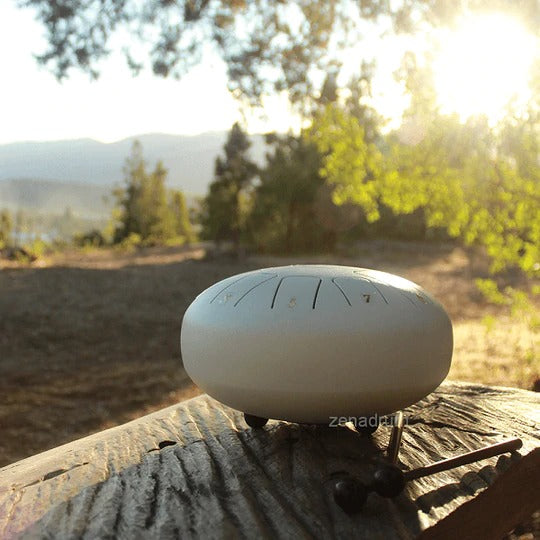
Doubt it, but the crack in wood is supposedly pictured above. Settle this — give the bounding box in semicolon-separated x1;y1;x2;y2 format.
78;480;104;538
405;418;496;437
234;428;324;537
144;454;162;530
110;476;126;537
0;488;22;537
20;461;89;489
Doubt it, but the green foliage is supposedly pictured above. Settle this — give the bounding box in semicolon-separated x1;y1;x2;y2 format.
481;314;497;335
118;232;143;252
308;104;383;223
475;279;508;305
22;1;534;105
22;237;48;259
477;277;539;384
205;106;463;254
409;114;537;275
170;190;195;244
0;209;12;249
113;140;193;246
73;229;107;248
249;132;368;253
0;207;106;245
380;115;471;237
248;134;324;252
309;102;539;278
201;180;237;243
474;115;539;275
200;123;257;250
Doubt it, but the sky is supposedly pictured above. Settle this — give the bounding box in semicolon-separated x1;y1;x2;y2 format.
0;3;537;145
0;2;414;144
0;3;244;144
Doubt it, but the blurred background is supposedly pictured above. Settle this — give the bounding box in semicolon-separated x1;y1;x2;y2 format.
0;0;538;468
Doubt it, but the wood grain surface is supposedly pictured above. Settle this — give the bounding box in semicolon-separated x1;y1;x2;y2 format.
0;381;538;539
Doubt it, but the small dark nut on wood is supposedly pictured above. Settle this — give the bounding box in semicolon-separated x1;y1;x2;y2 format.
355;416;379;435
333;478;368;514
371;464;406;498
244;413;268;428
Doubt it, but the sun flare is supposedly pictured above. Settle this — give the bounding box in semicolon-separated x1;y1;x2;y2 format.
432;13;537;122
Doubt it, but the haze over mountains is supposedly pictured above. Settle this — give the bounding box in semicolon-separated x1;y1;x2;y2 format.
0;132;266;218
0;179;112;219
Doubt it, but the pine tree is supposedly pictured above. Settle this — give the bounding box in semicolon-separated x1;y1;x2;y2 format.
170;190;194;243
145;161;176;243
201;123;257;253
249;134;324;253
0;210;12;249
114;140;147;243
114;141;191;245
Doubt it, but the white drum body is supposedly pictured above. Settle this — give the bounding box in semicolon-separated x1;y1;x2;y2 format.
181;265;453;423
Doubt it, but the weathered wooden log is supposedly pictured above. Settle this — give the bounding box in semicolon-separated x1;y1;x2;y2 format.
0;381;538;539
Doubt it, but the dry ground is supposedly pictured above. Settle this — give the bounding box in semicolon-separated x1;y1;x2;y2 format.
0;241;538;466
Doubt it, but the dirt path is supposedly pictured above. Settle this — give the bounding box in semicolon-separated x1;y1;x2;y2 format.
0;241;537;466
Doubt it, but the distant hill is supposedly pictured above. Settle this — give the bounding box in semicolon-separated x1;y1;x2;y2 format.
0;178;112;218
0;132;267;196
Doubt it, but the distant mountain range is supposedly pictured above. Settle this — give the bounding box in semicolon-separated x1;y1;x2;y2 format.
0;132;267;218
0;179;112;218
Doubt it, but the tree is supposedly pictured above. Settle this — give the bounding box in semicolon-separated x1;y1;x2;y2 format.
114;140;191;245
308;101;540;277
201;122;257;252
248;131;367;253
145;161;178;242
0;210;12;249
20;0;535;106
344;61;385;145
114;140;147;242
249;134;324;253
308;103;383;223
13;209;29;245
170;189;195;243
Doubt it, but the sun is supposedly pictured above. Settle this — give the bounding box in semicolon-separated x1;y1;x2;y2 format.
432;13;537;123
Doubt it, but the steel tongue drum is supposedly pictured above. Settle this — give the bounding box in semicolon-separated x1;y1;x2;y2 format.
180;265;453;425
